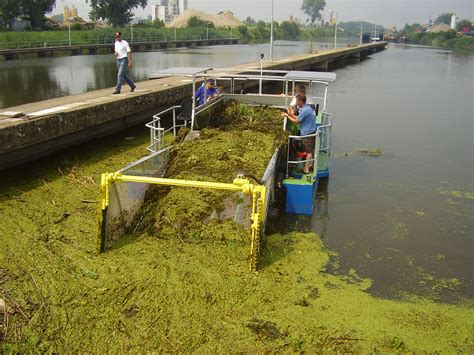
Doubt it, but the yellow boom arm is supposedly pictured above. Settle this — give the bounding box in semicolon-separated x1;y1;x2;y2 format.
98;172;266;271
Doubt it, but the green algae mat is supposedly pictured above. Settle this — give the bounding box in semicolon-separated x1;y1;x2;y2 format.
1;112;473;352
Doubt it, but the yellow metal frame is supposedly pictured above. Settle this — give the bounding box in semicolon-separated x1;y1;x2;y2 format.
98;172;266;271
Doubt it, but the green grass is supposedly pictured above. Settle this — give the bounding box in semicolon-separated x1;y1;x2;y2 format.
0;25;352;49
0;115;473;352
0;27;234;49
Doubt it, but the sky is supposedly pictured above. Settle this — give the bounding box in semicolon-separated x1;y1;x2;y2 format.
57;0;473;28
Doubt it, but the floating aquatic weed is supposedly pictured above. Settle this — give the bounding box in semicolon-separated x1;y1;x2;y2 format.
358;148;383;157
438;189;474;200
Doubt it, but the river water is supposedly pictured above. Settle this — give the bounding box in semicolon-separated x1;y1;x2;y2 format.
1;42;472;302
271;44;473;302
0;39;347;108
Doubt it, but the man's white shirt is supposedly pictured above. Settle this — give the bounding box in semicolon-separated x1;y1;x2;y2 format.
115;40;131;59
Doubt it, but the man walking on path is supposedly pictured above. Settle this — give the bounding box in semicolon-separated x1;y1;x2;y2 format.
113;31;136;94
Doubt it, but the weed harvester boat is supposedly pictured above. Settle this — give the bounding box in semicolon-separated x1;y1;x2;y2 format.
98;67;336;271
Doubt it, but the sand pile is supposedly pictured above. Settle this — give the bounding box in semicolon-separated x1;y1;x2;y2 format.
167;9;242;28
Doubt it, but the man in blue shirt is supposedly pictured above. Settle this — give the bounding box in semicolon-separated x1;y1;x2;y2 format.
195;79;220;106
284;94;319;174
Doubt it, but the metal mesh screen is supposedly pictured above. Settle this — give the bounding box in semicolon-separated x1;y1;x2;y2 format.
103;150;170;249
103;147;279;251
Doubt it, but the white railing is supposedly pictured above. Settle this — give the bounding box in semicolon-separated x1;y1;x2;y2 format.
145;105;187;153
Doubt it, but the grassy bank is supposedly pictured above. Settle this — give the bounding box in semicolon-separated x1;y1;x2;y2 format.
0;122;473;351
0;25;348;49
407;31;474;51
0;27;234;48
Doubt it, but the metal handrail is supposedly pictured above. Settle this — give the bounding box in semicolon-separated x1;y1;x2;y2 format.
146;105;186;152
0;36;236;51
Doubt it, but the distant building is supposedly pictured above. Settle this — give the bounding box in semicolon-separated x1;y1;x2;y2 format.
63;5;78;23
289;15;294;23
427;23;451;33
11;20;31;31
151;0;187;24
178;0;188;15
450;14;458;30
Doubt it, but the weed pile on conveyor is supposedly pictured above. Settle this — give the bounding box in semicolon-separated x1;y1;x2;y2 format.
140;101;286;242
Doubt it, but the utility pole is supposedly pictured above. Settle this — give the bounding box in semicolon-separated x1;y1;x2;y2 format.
356;17;363;45
206;23;209;40
270;0;274;61
131;23;134;43
68;22;71;47
329;10;337;49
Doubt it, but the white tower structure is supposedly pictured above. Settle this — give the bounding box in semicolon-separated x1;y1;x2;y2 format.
151;0;185;24
178;0;188;15
450;14;457;30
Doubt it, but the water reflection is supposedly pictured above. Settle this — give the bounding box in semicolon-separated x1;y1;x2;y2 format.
0;61;67;108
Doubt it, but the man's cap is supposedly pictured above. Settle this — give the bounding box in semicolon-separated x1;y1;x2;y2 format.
206;79;215;83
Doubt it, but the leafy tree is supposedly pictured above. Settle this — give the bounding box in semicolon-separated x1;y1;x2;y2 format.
20;0;56;29
338;21;384;35
187;16;214;28
434;13;453;25
0;0;55;28
237;24;253;41
402;23;423;35
245;16;256;26
301;0;326;25
280;21;301;39
0;0;21;27
457;19;472;32
89;0;147;27
153;18;165;28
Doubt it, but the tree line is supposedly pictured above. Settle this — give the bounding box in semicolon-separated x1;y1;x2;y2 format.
401;13;472;35
400;13;473;51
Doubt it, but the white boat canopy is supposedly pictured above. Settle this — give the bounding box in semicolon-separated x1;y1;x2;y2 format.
285;71;337;82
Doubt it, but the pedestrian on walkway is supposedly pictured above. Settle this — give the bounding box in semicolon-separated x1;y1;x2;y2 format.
113;31;136;94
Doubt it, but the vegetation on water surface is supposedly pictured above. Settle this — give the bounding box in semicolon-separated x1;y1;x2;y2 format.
0;109;473;351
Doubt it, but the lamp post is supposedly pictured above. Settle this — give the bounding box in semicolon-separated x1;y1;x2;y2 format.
270;0;274;61
131;23;134;43
356;17;363;45
68;22;71;47
206;22;209;40
329;10;337;49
